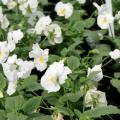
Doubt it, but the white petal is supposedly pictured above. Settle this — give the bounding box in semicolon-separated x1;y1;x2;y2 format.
7;82;17;95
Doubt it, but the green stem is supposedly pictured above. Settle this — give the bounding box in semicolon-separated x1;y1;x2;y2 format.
104;75;113;79
102;59;112;68
32;91;39;96
109;24;114;38
40;37;47;46
102;56;109;62
107;115;114;120
90;10;96;18
41;98;53;114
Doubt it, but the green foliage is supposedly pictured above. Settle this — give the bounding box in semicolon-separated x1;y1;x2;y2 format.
67;56;80;70
0;0;120;120
0;73;7;90
22;96;42;114
84;18;95;28
7;113;28;120
0;110;7;120
66;91;82;102
18;75;42;92
5;95;25;112
82;106;120;119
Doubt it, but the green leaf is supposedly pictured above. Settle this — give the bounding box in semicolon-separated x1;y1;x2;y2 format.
7;113;28;120
42;92;60;106
70;10;82;21
56;106;74;117
19;75;41;92
82;105;120;118
66;91;82;102
114;72;120;79
74;109;82;118
0;73;7;90
22;96;42;114
5;95;25;112
85;18;95;28
110;79;120;92
83;30;99;41
0;110;7;120
39;0;48;5
27;113;52;120
67;56;80;70
49;55;61;63
61;48;68;57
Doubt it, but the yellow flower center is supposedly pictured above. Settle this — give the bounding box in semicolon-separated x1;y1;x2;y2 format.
0;51;3;59
101;17;108;24
0;90;3;98
39;56;44;63
59;8;65;16
49;75;58;84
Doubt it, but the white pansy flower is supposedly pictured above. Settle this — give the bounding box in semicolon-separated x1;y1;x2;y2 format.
2;54;34;95
0;41;9;64
0;7;9;29
97;13;114;29
41;60;72;93
93;1;115;37
76;0;86;4
87;64;103;81
55;2;73;19
44;23;63;45
35;16;52;35
85;87;107;109
109;49;120;60
29;43;49;72
18;0;38;15
1;0;17;10
7;29;24;52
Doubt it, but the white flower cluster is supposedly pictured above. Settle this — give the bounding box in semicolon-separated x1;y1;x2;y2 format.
1;0;116;112
2;54;34;95
1;0;38;15
0;29;23;64
0;0;73;97
85;64;107;108
18;0;38;15
35;16;63;45
0;29;27;95
86;47;120;108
